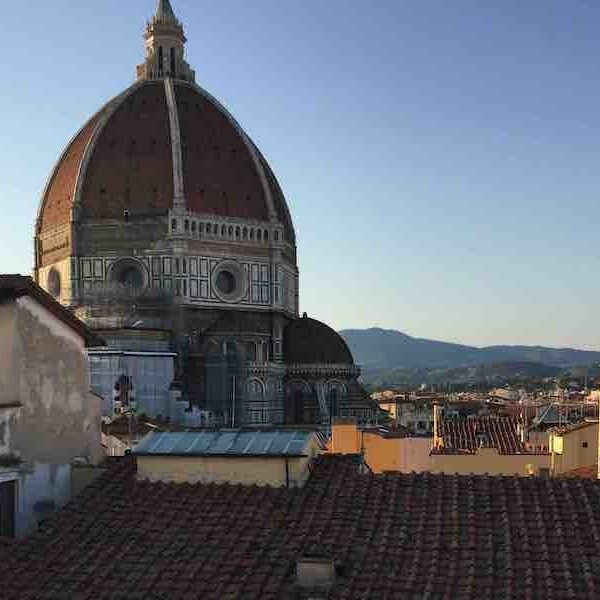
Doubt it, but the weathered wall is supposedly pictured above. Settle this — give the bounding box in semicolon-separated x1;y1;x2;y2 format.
8;296;102;465
429;448;551;476
137;455;310;487
0;302;19;406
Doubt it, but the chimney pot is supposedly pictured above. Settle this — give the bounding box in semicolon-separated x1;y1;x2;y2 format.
296;557;336;589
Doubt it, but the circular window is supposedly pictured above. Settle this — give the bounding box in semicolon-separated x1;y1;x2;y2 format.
212;260;246;303
109;258;147;290
119;266;143;288
47;269;61;298
216;270;236;295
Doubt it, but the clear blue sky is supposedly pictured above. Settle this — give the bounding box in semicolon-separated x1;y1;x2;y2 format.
1;0;599;349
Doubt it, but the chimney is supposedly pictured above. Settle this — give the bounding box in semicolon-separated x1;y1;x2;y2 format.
432;403;443;450
296;557;336;590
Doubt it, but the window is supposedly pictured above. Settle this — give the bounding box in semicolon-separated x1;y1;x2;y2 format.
0;480;16;538
158;46;164;77
582;441;589;448
47;268;61;298
170;47;176;76
171;219;177;231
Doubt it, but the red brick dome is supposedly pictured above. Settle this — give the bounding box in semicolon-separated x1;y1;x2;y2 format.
36;80;294;242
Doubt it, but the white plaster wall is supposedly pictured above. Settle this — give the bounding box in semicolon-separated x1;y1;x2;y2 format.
16;296;84;353
10;296;101;466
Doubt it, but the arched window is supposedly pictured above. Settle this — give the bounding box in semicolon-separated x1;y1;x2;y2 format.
170;47;176;76
326;382;345;421
257;229;262;242
264;230;269;241
249;229;254;240
274;230;279;242
229;226;234;238
213;223;219;235
242;228;248;240
158;46;164;77
235;227;240;240
191;221;197;233
221;224;226;237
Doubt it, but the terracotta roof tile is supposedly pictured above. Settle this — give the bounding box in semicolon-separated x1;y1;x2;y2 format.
436;415;538;455
2;455;600;598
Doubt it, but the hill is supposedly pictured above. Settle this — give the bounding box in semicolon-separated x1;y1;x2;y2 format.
340;328;600;370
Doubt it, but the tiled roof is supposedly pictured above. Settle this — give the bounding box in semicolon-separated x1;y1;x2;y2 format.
38;81;295;243
2;455;600;598
436;416;531;455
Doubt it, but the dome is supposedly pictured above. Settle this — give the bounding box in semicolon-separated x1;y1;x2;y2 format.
36;79;294;242
284;315;354;365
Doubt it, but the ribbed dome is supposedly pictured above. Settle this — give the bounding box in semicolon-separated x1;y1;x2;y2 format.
284;316;354;365
37;80;294;242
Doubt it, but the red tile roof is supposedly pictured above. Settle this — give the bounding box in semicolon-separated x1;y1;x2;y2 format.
564;465;598;480
436;416;535;455
2;455;600;598
37;81;295;243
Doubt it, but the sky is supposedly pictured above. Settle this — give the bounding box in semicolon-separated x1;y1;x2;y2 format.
1;0;600;349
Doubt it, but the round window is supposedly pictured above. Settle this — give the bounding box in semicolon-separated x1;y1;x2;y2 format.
47;269;61;298
216;270;236;295
119;266;143;288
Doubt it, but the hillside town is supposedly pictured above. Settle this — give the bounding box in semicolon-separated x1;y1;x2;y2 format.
2;1;600;598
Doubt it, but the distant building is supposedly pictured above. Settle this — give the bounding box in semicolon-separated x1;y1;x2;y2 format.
328;420;431;473
431;409;550;476
0;275;103;537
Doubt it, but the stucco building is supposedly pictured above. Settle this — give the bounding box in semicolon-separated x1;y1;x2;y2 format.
33;0;373;428
0;275;103;537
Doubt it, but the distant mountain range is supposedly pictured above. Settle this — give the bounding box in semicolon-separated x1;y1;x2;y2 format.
339;328;600;371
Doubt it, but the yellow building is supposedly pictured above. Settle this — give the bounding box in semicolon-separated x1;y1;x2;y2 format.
549;420;598;478
133;430;322;487
328;421;431;473
329;412;552;477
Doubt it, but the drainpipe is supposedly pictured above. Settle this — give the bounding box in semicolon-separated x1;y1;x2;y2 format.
285;458;290;488
597;394;600;480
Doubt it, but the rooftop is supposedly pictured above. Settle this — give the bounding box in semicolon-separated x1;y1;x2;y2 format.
2;455;600;598
434;415;547;455
133;430;318;457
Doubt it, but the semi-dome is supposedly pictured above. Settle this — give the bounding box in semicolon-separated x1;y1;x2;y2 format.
284;315;354;365
37;79;294;242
